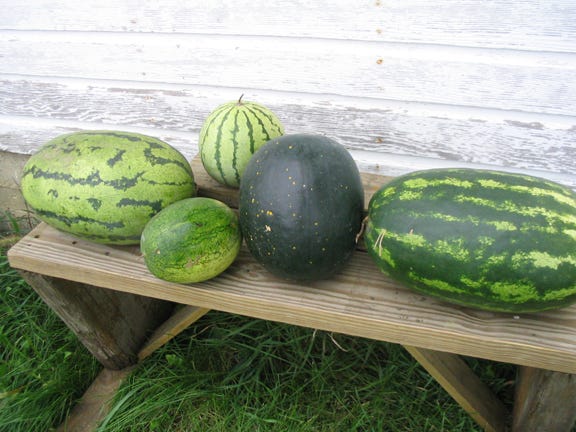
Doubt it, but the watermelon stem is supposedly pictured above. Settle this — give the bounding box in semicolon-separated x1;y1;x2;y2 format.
356;215;369;244
375;229;386;255
237;94;245;105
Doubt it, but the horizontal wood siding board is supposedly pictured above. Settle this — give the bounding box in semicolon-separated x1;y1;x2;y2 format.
1;33;576;115
1;78;576;176
2;122;575;190
1;0;575;52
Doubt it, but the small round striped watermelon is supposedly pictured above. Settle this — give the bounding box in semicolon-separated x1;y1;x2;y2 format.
21;131;196;245
199;96;284;188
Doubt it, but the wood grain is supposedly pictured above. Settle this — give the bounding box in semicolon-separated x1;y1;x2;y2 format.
2;1;575;192
16;270;174;369
1;32;575;116
8;222;576;374
2;78;576;176
3;122;576;191
1;0;575;52
512;366;576;432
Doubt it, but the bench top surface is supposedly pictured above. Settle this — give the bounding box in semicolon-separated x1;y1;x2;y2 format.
8;157;576;374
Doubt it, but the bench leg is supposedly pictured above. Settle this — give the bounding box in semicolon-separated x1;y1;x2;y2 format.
512;366;576;432
18;270;174;370
138;305;211;361
403;346;509;432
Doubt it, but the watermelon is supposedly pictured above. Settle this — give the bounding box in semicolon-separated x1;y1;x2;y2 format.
140;197;242;283
364;168;576;313
199;95;284;188
239;134;364;281
21;131;196;245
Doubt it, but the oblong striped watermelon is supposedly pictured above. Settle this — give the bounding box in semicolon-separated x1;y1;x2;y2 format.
364;168;576;313
21;131;196;245
199;96;284;188
141;197;242;283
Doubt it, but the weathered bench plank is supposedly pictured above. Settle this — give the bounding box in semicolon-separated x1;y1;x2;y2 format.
513;366;576;431
8;222;576;375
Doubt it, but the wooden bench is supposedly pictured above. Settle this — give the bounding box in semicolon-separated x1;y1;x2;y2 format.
8;157;576;432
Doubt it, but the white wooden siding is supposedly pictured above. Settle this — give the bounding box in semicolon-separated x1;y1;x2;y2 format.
1;0;575;188
3;0;576;52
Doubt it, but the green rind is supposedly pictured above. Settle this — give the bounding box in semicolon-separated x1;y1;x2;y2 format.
140;197;242;283
199;99;284;187
239;134;364;281
21;131;196;245
364;168;576;313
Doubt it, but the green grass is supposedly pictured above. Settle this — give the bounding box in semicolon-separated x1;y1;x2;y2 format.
97;314;517;432
0;235;100;432
1;220;519;431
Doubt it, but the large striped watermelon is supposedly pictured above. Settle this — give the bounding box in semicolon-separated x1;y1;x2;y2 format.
199;96;284;188
21;131;196;245
364;168;576;313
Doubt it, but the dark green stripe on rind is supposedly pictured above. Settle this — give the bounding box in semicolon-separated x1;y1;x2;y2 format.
34;207;125;230
106;149;125;167
202;102;245;186
242;110;256;153
82;131;148;143
206;105;235;185
31;207;141;244
231;109;242;186
244;105;279;142
87;198;102;211
143;145;191;174
117;198;163;215
198;103;233;165
21;131;196;245
365;169;576;313
199;100;284;187
24;166;145;190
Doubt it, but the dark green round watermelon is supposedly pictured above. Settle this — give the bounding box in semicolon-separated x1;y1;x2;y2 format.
21;131;196;245
239;134;364;281
364;168;576;313
141;197;242;283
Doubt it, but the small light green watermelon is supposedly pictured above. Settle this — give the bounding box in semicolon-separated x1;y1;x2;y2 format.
141;197;242;283
21;131;196;245
199;95;284;188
